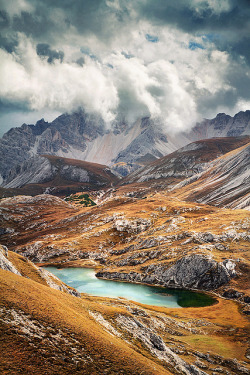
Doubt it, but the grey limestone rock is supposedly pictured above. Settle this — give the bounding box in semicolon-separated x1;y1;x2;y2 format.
97;254;236;291
151;254;235;290
113;217;151;234
116;314;208;375
0;245;21;275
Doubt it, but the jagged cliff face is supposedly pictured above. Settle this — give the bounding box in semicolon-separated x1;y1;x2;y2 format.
0;110;249;183
189;111;250;139
0;111;105;182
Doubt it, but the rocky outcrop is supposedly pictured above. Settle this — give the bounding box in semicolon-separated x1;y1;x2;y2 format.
0;245;21;275
96;254;236;291
0;244;80;297
38;268;80;297
144;255;236;290
113;216;151;234
222;289;243;299
116;314;208;375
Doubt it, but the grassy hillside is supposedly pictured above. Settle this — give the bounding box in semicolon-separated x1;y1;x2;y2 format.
1;252;249;374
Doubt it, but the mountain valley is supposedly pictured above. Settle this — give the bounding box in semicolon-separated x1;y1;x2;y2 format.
0;110;249;375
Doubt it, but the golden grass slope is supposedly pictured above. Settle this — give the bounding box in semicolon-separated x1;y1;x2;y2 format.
0;259;250;374
0;268;172;375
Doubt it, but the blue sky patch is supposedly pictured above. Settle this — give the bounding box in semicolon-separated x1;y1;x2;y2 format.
189;41;205;50
145;34;159;43
201;33;220;43
80;46;98;60
122;51;134;59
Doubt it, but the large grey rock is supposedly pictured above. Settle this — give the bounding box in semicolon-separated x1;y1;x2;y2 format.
97;254;236;291
113;217;151;234
146;254;236;290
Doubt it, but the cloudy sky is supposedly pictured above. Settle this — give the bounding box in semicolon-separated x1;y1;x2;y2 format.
0;0;250;135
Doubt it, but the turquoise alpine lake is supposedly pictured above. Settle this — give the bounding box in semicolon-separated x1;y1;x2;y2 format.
43;267;216;308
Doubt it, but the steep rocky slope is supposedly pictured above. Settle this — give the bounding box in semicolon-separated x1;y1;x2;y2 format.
122;136;250;185
172;142;250;210
0;257;172;375
0;110;249;183
1;154;118;195
0;245;80;296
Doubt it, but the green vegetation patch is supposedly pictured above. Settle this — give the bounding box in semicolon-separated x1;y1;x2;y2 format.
65;193;96;206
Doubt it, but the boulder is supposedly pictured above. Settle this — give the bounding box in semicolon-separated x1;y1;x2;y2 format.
222;289;243;299
243;296;250;304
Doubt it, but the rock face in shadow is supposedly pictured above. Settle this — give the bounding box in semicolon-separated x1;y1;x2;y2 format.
96;254;236;291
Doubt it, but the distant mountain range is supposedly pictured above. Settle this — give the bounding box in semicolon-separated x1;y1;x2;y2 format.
0;110;249;186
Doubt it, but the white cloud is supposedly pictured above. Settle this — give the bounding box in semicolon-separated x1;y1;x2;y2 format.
0;36;118;124
0;0;34;17
0;20;239;133
192;0;232;14
106;0;122;11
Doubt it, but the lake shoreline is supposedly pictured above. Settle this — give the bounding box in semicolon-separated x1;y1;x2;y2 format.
42;266;217;308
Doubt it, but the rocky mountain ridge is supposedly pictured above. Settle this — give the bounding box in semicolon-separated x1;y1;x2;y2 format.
0;109;249;184
122;136;250;185
172;142;250;210
2;154;118;193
